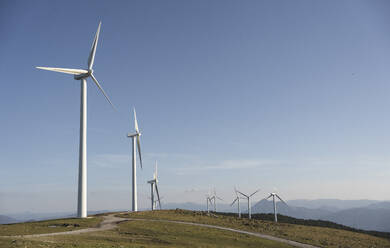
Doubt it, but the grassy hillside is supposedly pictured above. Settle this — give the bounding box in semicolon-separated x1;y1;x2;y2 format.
218;212;390;239
0;216;102;236
0;213;293;248
117;209;390;248
1;209;389;247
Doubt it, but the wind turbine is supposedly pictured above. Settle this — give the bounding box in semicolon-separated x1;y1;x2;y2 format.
147;161;161;210
36;22;114;218
127;108;143;211
236;188;261;219
210;189;223;212
265;192;287;223
230;187;242;218
205;190;213;214
206;196;211;213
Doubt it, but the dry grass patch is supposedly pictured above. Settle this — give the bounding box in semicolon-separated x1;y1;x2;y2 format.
117;209;390;248
0;216;102;236
0;217;294;247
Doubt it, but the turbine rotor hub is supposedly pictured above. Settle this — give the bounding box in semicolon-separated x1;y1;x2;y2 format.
74;69;93;80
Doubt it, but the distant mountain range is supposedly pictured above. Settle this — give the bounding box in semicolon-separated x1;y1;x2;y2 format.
252;199;390;232
252;199;333;220
0;210;124;225
0;215;17;224
325;205;390;232
286;199;380;211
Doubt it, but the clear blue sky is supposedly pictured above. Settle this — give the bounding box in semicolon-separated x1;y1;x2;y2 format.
1;0;390;214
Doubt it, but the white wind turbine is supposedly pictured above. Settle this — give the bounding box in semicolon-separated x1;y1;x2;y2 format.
127;108;143;212
36;22;114;218
236;188;261;219
206;196;212;214
230;187;242;218
147;161;161;210
210;189;223;212
205;189;213;214
265;192;287;223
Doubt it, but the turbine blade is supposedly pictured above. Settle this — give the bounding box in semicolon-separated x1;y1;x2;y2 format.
134;108;139;133
250;188;261;197
155;184;161;209
236;190;248;198
266;194;273;200
36;67;88;75
90;74;115;110
258;195;272;203
155;161;158;180
230;198;238;206
276;194;288;206
216;196;223;201
137;135;142;169
88;22;101;70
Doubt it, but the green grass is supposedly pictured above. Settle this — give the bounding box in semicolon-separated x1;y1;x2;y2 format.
117;209;390;248
0;216;102;236
2;209;390;247
0;216;293;248
219;212;390;240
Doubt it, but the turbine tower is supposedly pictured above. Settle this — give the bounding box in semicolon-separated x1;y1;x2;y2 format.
147;161;161;210
36;22;114;218
265;192;287;223
148;196;163;210
230;187;242;218
210;189;223;212
127;108;143;212
206;196;211;213
236;188;260;219
205;190;213;214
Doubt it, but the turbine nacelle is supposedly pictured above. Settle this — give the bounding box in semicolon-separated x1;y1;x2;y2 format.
127;132;141;138
127;108;143;171
263;191;288;223
36;22;115;111
74;69;93;80
236;188;261;199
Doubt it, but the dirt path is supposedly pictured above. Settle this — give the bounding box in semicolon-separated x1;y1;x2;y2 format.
7;213;319;248
11;214;127;238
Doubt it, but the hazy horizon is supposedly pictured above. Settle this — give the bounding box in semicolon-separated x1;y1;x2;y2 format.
1;198;386;216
